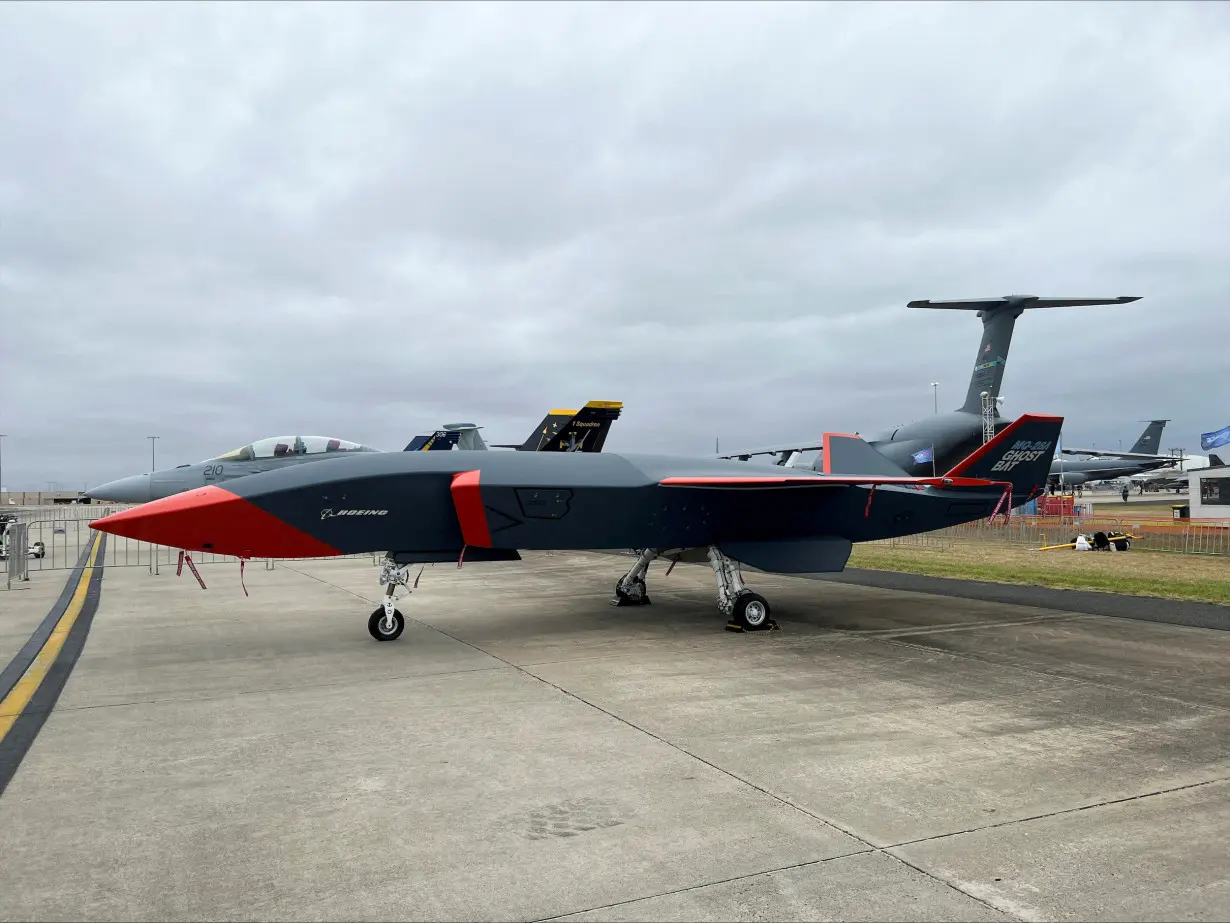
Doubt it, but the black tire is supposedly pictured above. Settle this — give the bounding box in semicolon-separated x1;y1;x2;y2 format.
614;577;651;607
733;592;771;630
368;607;405;641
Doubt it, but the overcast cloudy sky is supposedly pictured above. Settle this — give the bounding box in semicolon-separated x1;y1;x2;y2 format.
1;1;1227;490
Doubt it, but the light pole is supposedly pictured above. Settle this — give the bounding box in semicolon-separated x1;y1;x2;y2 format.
147;436;159;473
930;382;939;415
0;433;6;505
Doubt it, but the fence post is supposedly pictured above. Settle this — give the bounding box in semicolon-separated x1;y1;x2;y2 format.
5;522;30;587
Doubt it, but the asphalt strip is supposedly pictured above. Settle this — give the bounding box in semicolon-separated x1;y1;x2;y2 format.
0;536;96;703
812;567;1230;631
0;533;107;797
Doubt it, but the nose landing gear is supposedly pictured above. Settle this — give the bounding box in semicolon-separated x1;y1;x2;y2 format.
368;556;418;641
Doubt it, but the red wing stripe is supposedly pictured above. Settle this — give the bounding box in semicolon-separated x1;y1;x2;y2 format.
661;476;828;485
450;470;493;548
659;476;998;487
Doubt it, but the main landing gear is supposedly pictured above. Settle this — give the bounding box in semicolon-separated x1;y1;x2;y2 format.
612;546;778;632
613;548;656;607
368;557;416;641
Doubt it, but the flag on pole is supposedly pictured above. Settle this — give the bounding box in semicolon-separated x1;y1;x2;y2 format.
911;446;934;465
1200;426;1230;451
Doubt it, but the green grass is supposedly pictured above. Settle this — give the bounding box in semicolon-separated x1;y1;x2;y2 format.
849;542;1230;606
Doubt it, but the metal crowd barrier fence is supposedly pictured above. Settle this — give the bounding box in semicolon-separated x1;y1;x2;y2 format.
873;515;1230;556
5;504;1228;587
7;514;379;581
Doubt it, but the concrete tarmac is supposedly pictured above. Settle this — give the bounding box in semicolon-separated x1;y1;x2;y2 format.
0;550;1228;921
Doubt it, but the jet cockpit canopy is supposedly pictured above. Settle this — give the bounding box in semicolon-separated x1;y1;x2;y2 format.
208;436;380;463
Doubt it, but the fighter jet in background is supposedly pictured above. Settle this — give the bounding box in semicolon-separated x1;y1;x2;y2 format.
419;401;625;454
718;295;1142;487
490;400;624;452
86;401;625;504
1058;419;1170;460
85;435;386;505
1047;419;1178;489
1130;453;1224;492
89;413;1061;640
402;430;465;452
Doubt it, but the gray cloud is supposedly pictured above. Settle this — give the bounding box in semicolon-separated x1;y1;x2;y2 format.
1;0;1227;488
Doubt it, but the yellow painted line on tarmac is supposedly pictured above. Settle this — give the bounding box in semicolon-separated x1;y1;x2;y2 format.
0;533;102;742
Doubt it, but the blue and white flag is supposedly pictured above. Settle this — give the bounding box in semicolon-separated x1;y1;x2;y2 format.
911;445;934;464
1201;425;1230;452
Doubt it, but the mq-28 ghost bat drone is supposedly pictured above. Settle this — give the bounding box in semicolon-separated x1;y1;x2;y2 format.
89;413;1060;640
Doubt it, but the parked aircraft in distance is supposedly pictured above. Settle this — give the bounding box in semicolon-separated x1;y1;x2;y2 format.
1048;420;1178;489
1130;453;1223;492
719;295;1141;489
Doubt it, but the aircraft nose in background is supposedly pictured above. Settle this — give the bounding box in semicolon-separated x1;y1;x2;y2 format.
85;473;152;503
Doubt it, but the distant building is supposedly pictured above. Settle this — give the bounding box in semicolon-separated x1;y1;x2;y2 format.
0;491;92;506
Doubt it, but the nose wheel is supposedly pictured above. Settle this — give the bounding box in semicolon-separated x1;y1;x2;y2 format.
369;556;418;641
368;607;405;641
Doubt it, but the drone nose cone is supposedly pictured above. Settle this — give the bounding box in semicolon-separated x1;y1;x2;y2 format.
86;473;152;503
89;485;342;559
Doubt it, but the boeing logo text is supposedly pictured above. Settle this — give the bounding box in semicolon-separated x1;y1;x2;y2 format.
321;509;389;520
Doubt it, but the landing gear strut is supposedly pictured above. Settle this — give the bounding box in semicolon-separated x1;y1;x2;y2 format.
613;548;657;606
368;556;414;641
708;546;776;632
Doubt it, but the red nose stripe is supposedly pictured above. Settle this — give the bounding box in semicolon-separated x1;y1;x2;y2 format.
88;485;342;559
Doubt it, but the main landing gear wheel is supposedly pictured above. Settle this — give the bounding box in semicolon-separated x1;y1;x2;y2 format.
614;576;651;607
613;549;658;607
707;546;779;633
368;607;405;641
731;592;771;631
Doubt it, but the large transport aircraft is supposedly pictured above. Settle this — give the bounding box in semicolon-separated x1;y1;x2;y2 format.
89;413;1062;641
719;295;1144;486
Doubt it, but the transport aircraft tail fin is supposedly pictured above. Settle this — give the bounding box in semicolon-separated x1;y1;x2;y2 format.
1129;419;1168;455
907;296;1141;416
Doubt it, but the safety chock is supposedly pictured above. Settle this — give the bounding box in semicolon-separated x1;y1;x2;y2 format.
725;619;780;633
